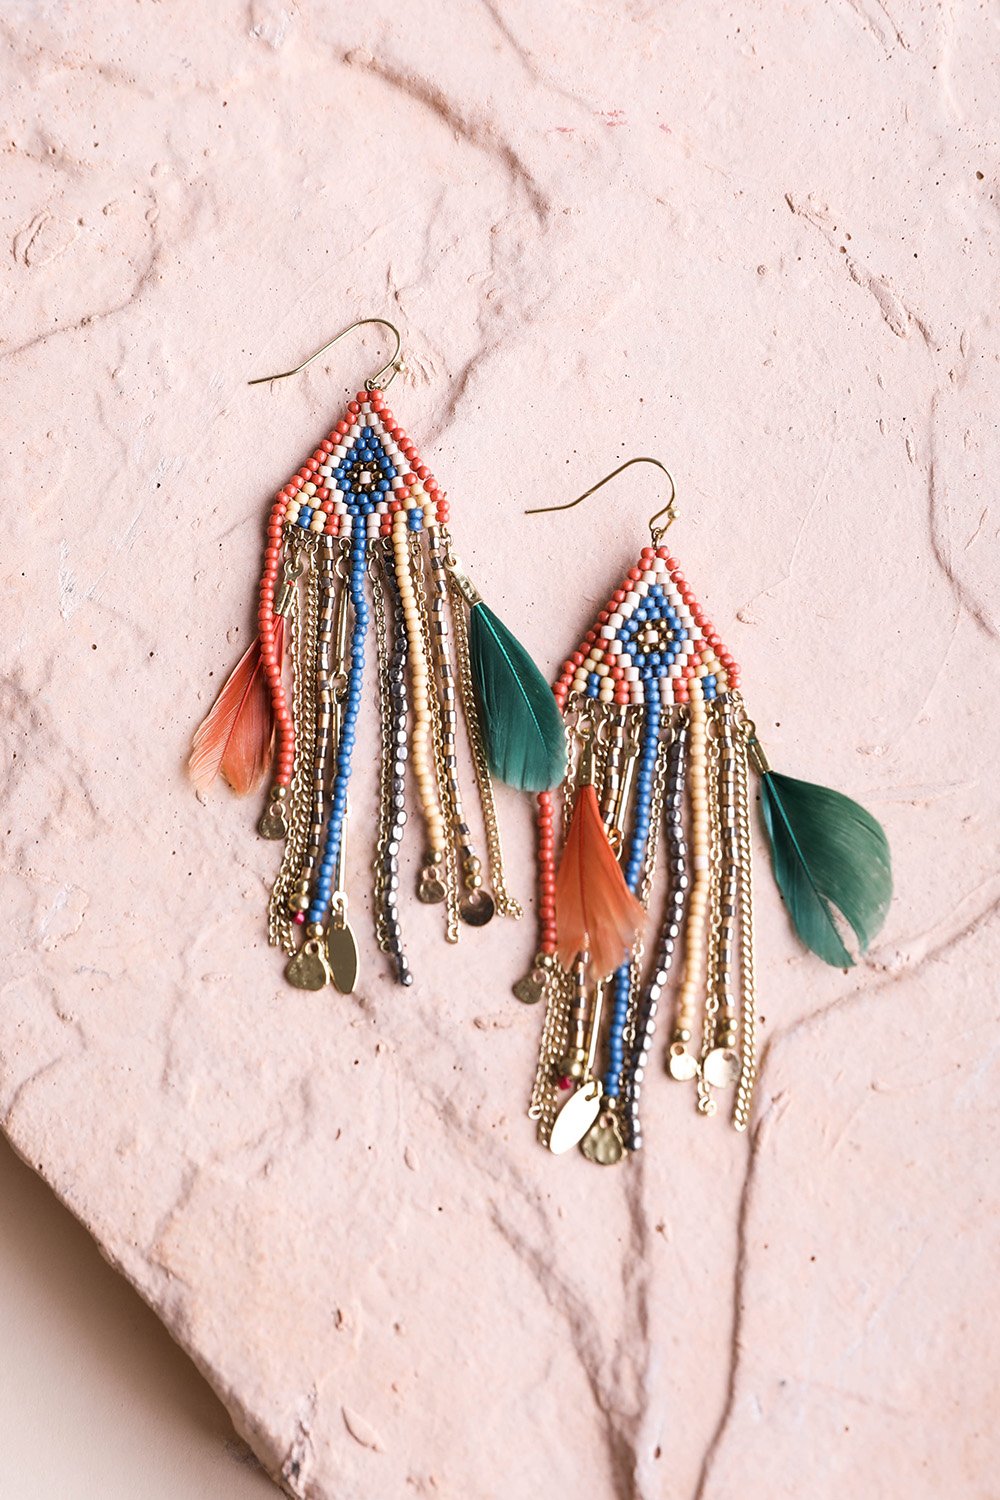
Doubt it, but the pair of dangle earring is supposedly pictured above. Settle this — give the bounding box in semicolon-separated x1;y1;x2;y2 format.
188;321;892;1153
189;319;566;993
520;459;892;1164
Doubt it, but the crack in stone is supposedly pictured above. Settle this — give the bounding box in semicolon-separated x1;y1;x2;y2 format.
691;1097;769;1500
924;392;998;641
1;231;162;364
785;192;997;640
345;49;549;223
784;193;935;346
488;1201;645;1500
837;0;911;56
397;985;659;1497
688;891;1000;1493
474;0;592;113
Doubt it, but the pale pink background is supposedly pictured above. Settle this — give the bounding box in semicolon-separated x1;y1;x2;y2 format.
3;3;998;1497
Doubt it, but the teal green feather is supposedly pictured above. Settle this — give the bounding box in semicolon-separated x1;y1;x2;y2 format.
468;602;566;793
760;771;892;967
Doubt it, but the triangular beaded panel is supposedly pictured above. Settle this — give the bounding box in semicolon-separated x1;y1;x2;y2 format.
273;389;448;540
558;545;740;707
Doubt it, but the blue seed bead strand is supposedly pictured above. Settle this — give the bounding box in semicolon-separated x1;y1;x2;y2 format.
307;533;369;925
603;699;661;1099
624;697;661;888
604;962;633;1100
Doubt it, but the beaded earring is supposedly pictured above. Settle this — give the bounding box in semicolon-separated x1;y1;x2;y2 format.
189;319;565;992
518;458;892;1164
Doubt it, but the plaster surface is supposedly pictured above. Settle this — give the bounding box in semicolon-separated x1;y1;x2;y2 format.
2;3;998;1497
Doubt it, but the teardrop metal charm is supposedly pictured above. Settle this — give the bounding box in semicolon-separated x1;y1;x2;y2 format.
513;968;547;1005
258;805;288;840
580;1109;625;1166
549;1078;602;1155
417;867;447;904
284;938;331;991
327;922;360;995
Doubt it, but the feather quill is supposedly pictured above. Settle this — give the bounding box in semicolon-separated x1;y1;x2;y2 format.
469;601;566;793
188;621;283;796
760;770;891;966
555;784;645;980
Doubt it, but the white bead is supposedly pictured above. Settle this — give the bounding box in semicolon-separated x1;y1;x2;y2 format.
624;591;640;608
310;514;325;533
625;667;639;682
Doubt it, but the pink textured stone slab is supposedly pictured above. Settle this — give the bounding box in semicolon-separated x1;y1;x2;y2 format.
3;3;998;1496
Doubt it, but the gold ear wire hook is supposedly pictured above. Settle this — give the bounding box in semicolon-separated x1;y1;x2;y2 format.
525;456;678;544
248;317;403;393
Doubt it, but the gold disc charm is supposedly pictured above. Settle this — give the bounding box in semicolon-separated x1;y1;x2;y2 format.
327;922;360;995
285;938;331;991
702;1046;741;1089
459;888;495;927
668;1043;699;1081
581;1108;625;1166
549;1078;602;1155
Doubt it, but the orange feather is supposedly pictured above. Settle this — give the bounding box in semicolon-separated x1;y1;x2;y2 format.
555;784;645;980
188;621;283;796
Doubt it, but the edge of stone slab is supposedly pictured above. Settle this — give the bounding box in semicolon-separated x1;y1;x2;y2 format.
0;1117;297;1499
